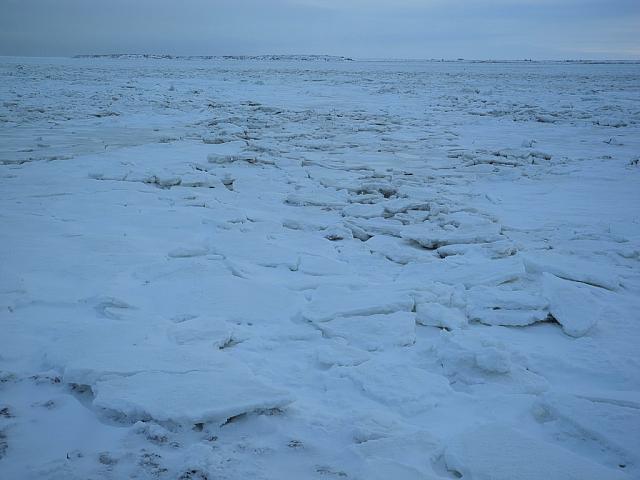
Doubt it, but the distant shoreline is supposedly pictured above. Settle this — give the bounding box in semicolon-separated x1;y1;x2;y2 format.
0;54;638;64
72;54;355;62
71;54;640;65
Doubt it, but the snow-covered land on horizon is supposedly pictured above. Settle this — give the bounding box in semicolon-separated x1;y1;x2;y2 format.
1;56;639;479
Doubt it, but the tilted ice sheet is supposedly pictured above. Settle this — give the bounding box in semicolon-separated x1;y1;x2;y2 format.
93;369;293;425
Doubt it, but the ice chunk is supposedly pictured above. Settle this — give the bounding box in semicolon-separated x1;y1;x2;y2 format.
297;254;352;276
179;172;218;188
166;316;233;347
342;203;385;219
381;198;431;215
475;347;511;374
315;342;370;367
318;312;416;351
322;223;354;241
415;302;467;329
542;273;601;337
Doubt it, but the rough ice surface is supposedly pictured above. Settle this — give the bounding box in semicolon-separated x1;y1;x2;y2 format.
1;56;639;479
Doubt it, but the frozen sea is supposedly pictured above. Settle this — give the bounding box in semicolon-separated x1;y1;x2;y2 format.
1;56;639;479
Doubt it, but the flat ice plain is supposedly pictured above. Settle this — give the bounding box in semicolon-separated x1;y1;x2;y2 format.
1;56;639;479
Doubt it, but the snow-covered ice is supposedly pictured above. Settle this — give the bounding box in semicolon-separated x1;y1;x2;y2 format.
1;56;639;478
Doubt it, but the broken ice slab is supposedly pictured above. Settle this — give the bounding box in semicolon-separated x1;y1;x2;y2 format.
355;432;442;480
301;285;414;323
315;342;370;367
468;309;550;327
435;330;549;395
444;423;627;480
167;246;210;258
93;368;292;425
534;392;640;471
317;312;416;351
467;286;548;311
204;139;247;159
398;256;525;288
45;341;236;385
401;214;502;249
415;302;467;330
284;191;348;208
342;202;386;219
436;239;517;259
348;217;404;237
339;357;452;415
523;252;621;291
366;235;438;265
166;316;233;347
466;286;549;327
358;458;433;480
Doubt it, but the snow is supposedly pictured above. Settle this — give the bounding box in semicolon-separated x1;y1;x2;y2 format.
1;56;639;479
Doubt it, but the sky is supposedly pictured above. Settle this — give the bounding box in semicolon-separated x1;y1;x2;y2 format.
0;0;638;60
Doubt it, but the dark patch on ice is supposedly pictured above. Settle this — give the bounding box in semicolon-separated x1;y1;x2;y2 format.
222;177;235;191
316;465;348;477
217;337;244;350
0;372;17;384
98;451;118;466
0;406;14;418
0;430;7;460
178;468;209;480
138;450;168;477
221;407;285;427
30;371;62;385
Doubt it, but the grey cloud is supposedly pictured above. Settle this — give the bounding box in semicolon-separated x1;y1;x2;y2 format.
0;0;638;59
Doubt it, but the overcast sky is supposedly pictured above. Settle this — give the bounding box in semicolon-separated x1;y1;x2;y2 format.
1;0;638;60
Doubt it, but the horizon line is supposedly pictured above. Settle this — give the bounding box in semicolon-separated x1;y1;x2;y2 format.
1;53;639;63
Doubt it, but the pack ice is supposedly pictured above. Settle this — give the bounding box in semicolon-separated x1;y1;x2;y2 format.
1;56;639;479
